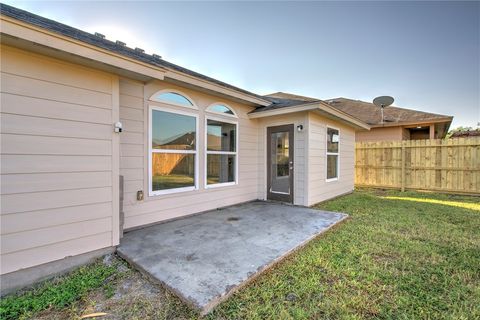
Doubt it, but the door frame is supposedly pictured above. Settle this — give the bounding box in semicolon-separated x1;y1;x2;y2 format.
267;124;294;203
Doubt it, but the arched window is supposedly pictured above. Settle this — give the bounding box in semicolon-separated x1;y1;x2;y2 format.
151;91;194;107
206;103;236;117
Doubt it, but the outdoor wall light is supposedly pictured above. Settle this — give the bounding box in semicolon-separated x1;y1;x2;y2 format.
114;121;123;133
297;124;304;132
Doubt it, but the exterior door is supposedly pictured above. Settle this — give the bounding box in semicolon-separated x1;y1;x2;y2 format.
267;124;294;203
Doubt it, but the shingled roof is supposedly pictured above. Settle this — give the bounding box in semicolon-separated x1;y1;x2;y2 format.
450;129;480;138
0;3;268;104
252;92;322;113
326;98;453;126
261;93;452;127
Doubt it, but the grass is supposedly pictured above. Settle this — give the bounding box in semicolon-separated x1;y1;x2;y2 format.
0;259;119;320
206;189;479;319
2;189;479;319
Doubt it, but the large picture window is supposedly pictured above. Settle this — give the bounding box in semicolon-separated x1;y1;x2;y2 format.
206;118;237;187
326;127;339;181
149;108;198;195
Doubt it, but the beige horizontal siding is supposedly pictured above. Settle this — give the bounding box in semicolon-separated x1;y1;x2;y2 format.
256;113;309;206
1;187;113;215
1;93;113;124
1;155;112;174
356;126;403;142
0;45;117;274
125;191;258;228
1;203;112;235
1;218;112;254
1;134;112;155
1;73;112;109
120;80;260;229
1;172;112;194
1;113;113;140
1;232;112;274
1;45;113;93
307;112;355;205
120;106;143;121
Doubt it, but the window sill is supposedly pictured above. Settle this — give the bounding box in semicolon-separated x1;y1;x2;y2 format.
205;182;237;189
326;178;339;183
149;186;197;197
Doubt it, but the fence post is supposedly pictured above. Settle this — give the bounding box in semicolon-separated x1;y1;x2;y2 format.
401;141;406;192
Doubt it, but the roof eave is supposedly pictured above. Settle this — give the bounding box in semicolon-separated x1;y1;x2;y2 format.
0;13;271;107
369;117;454;128
249;102;370;130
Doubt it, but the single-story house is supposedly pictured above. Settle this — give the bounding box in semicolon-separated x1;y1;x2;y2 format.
265;92;453;142
0;4;371;292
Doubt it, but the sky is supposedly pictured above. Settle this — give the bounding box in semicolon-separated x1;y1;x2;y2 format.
5;1;479;129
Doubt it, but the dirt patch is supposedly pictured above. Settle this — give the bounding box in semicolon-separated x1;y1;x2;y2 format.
31;255;196;320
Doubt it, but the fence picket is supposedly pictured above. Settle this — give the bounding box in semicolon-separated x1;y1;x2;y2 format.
354;137;480;195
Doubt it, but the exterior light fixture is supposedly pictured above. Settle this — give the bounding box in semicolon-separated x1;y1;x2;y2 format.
297;125;304;132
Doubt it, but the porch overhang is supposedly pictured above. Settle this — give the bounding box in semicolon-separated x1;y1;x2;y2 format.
248;101;371;131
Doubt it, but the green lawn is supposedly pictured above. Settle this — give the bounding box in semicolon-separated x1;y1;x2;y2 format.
0;259;119;320
208;189;480;320
2;189;479;319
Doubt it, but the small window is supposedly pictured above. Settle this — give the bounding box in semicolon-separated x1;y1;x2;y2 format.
207;104;236;116
151;91;194;107
326;127;339;181
206;118;237;187
150;108;197;195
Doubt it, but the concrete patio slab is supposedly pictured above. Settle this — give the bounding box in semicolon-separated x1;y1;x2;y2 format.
117;201;347;314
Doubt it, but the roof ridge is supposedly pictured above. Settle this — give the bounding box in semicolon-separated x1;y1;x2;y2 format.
264;91;320;102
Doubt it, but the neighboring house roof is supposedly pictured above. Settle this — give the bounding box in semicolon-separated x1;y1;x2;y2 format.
325;97;452;127
261;93;452;129
450;129;480;138
0;3;270;106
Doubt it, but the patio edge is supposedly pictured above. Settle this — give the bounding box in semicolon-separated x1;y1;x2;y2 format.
199;212;349;315
118;211;349;315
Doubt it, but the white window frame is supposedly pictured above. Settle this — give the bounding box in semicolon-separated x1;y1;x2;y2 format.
148;105;199;196
204;115;239;189
206;102;238;118
326;126;340;182
150;89;197;110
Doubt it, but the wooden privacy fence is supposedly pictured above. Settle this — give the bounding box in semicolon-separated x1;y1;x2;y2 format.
355;137;480;195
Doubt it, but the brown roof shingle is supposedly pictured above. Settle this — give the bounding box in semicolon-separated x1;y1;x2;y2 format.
326;98;452;126
261;93;452;126
450;129;480;138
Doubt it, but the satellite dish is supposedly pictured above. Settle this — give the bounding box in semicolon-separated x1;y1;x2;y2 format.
373;96;394;108
373;96;394;124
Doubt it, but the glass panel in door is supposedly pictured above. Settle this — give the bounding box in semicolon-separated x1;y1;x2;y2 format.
270;131;290;194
